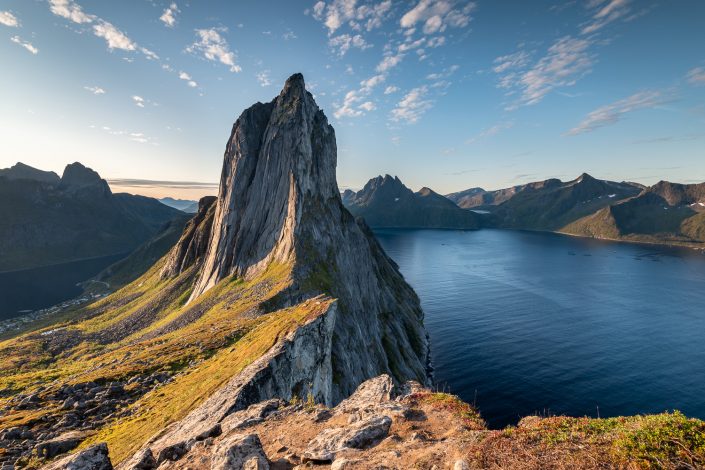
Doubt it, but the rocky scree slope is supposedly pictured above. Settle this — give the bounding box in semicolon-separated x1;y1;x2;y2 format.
343;175;480;229
0;73;429;468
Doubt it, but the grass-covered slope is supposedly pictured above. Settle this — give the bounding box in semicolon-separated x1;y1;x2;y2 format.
0;253;334;466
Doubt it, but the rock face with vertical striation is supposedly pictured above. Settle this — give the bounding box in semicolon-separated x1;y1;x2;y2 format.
184;73;430;399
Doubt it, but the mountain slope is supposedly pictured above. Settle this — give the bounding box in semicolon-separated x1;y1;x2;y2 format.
0;74;429;467
0;162;184;272
344;175;480;229
563;182;705;246
489;173;642;231
0;162;60;184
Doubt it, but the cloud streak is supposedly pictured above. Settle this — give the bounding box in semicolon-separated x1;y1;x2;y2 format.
567;90;666;135
48;0;157;59
10;36;38;54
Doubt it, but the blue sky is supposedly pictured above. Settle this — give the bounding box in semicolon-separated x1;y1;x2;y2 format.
1;0;704;199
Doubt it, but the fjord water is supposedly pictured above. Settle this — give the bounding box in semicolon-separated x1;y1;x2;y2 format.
0;253;125;320
374;228;705;428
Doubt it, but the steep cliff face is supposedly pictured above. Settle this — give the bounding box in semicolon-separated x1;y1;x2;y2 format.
188;73;430;400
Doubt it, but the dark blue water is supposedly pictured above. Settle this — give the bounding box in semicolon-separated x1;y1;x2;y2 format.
0;253;126;320
374;228;705;428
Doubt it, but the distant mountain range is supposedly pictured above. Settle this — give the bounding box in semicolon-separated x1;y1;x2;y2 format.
564;180;705;246
344;172;705;249
159;197;199;213
0;161;188;272
343;174;480;229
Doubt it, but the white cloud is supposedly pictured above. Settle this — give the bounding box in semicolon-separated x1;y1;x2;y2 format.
160;3;179;28
493;50;530;74
282;29;297;40
256;70;272;87
567;90;665;135
187;28;241;72
427;36;445;48
10;36;38;54
686;67;705;86
376;52;404;72
178;71;198;87
0;11;19;27
391;86;433;124
360;74;385;90
313;0;392;34
92;21;135;50
334;89;364;119
400;0;476;34
359;101;376;111
48;0;157;59
581;0;632;35
132;95;145;108
384;85;399;94
496;37;594;108
48;0;93;24
329;33;371;56
84;86;106;95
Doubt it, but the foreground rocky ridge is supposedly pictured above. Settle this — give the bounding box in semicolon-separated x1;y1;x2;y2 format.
0;74;428;468
36;375;705;469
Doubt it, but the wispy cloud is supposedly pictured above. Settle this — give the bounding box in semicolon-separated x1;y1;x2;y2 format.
48;0;157;59
333;73;387;119
132;95;145;108
567;90;667;135
187;28;241;72
49;0;92;24
0;11;19;27
376;52;404;72
256;70;272;87
400;0;476;34
160;3;179;28
495;36;594;109
107;178;218;190
466;121;514;144
686;67;705;86
92;125;155;144
391;86;433;124
93;21;136;51
581;0;633;35
84;85;106;95
282;29;297;40
10;36;38;54
310;0;392;34
178;71;198;87
329;33;371;57
384;85;399;94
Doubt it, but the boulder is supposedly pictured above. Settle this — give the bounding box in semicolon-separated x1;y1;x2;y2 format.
43;443;112;470
221;399;283;433
35;431;86;458
121;448;157;469
302;415;392;462
211;434;269;470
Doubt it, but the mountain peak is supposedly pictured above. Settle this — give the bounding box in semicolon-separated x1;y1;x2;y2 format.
60;162;111;196
0;162;60;184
